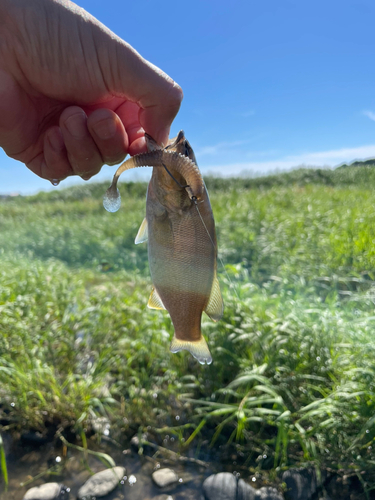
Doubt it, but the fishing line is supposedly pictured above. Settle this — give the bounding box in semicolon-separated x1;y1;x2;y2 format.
162;163;189;189
193;200;240;302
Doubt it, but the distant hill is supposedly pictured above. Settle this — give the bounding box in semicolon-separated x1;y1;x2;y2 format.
337;159;375;168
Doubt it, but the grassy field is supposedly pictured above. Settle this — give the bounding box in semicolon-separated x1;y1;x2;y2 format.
1;166;375;480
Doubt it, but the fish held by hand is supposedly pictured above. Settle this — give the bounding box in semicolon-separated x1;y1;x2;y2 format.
103;131;223;364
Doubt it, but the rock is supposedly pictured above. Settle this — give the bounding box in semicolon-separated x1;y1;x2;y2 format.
77;466;126;499
282;468;318;500
152;468;179;488
255;487;284;499
153;496;174;500
238;478;257;499
23;483;69;500
203;474;283;500
203;472;238;500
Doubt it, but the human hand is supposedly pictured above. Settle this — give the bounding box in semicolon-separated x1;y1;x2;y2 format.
0;0;183;183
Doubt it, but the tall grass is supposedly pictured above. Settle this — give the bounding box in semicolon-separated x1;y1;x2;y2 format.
184;280;375;468
1;168;375;473
0;435;8;489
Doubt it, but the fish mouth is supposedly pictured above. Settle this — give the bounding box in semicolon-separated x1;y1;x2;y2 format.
103;137;205;213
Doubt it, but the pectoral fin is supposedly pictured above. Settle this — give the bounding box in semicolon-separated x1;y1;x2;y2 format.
135;218;148;244
147;287;166;310
205;275;224;322
170;335;212;365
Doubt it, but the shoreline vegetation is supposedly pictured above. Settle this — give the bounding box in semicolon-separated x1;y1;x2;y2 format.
2;164;375;492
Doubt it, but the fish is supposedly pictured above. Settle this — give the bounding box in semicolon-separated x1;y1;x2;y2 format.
103;131;223;364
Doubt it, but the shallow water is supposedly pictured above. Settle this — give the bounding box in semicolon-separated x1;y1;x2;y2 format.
0;435;215;500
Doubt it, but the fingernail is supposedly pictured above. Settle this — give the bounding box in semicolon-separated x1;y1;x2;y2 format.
47;128;65;152
64;113;87;139
93;118;117;140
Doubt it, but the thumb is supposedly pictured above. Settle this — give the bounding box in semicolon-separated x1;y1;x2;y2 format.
93;28;183;146
138;62;184;147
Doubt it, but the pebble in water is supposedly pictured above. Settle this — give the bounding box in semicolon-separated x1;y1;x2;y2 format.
152;468;179;488
23;483;68;500
77;466;126;499
282;468;319;500
103;184;121;213
202;473;238;500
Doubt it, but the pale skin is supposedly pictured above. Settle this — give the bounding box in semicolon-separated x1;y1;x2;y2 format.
0;0;183;183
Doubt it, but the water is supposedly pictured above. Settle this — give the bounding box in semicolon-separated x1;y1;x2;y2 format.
0;436;212;500
103;184;121;213
51;179;60;186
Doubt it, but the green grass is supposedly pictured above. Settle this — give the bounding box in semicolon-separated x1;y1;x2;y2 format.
1;167;375;477
0;435;8;489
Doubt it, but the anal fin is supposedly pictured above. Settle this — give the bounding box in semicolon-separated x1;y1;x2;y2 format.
170;335;212;365
147;287;166;310
135;218;148;244
205;274;224;321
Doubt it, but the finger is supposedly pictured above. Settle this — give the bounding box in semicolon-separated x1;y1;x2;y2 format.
43;126;73;180
26;128;72;182
128;136;147;156
138;77;183;147
60;106;103;179
114;100;147;155
87;108;128;166
115;101;143;142
25;151;46;180
96;34;183;146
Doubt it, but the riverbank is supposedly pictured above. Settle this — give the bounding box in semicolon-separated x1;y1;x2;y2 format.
1;429;375;499
1;169;375;496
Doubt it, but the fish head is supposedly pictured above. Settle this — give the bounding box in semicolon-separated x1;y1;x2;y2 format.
147;131;202;209
103;129;205;214
166;130;198;165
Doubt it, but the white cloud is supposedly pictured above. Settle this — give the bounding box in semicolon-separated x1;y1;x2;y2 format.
196;139;255;157
363;110;375;121
200;144;375;177
286;144;375;163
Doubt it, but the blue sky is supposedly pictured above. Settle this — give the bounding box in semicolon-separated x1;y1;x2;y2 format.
2;0;375;194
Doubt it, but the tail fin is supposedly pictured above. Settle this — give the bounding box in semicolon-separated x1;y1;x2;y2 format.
170;335;212;365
